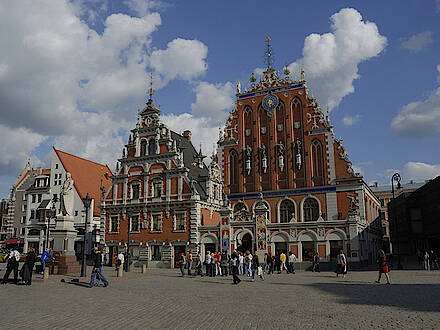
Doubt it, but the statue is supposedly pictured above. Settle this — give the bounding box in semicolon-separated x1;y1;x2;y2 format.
59;172;74;216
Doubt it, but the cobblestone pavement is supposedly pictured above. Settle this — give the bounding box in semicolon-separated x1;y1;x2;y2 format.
0;266;439;329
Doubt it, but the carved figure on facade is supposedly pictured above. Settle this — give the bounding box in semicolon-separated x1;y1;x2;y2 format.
277;142;285;172
295;139;302;170
347;194;359;216
245;145;252;176
260;144;267;173
59;172;74;217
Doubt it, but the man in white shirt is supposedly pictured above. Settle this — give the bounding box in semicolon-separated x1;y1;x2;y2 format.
2;249;20;284
238;253;244;275
288;252;297;274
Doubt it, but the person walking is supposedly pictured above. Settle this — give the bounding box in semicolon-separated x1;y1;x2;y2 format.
280;251;288;273
205;251;212;277
312;252;320;272
274;254;281;273
220;250;229;276
429;250;438;270
288;252;296;274
178;253;186;277
423;250;430;271
231;251;241;285
116;250;124;272
95;249;106;286
251;252;264;281
195;251;203;277
375;249;391;284
90;247;108;288
245;251;253;276
214;251;221;276
186;251;193;276
238;252;244;275
21;247;37;285
336;249;347;278
2;248;20;284
264;253;272;274
40;248;54;274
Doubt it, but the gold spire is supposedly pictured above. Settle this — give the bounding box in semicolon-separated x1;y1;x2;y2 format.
283;63;290;76
148;72;154;99
264;36;273;69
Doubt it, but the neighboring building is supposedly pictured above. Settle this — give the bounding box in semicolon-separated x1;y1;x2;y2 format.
216;44;382;265
0;199;10;241
102;95;224;268
370;180;424;253
388;176;440;258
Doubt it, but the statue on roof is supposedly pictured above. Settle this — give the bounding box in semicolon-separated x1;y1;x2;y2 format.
59;172;74;217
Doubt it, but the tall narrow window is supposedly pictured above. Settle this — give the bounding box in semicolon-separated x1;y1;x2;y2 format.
229;149;239;193
110;216;119;232
152;214;162;232
130;215;139;232
311;139;324;186
303;198;319;222
131;183;140;200
152;179;162;198
280;200;295;223
174;213;185;231
141;140;147;156
148;138;157;155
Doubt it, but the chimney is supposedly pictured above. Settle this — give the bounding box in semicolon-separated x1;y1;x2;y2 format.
183;130;192;141
374;182;378;187
410;180;414;184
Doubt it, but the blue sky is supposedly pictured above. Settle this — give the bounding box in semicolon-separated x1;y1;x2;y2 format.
1;0;439;198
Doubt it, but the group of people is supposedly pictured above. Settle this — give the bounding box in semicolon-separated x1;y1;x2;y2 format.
2;247;54;285
418;250;439;271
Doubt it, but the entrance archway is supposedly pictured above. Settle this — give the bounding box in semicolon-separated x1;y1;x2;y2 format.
238;233;253;253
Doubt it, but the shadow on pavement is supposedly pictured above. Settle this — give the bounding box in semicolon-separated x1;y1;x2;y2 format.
270;281;440;313
66;280;90;288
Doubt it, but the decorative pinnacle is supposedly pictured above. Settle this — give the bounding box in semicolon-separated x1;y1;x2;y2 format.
264;36;273;69
250;72;256;83
148;72;154;100
283;63;290;76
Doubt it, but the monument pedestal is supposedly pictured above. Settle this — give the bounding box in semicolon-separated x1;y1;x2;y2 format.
51;215;81;274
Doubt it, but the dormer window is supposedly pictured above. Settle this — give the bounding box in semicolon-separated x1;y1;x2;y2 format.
148;138;157;155
131;183;140;200
140;140;147;156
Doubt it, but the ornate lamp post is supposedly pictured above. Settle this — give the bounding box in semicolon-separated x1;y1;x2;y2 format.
81;193;92;277
44;195;58;251
391;173;403;270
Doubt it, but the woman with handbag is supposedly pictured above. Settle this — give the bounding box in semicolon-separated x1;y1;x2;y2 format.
375;249;391;284
251;251;264;281
336;249;347;278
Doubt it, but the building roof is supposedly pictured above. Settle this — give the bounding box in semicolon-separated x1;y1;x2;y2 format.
370;181;425;194
54;148;113;216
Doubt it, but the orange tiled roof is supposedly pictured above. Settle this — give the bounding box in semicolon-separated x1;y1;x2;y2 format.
54;148;113;216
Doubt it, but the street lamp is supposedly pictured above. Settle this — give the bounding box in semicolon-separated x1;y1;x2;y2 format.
81;193;92;277
44;195;58;251
391;173;403;270
126;209;131;272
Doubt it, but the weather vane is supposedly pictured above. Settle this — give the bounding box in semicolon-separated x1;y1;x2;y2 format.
148;72;154;100
264;36;273;69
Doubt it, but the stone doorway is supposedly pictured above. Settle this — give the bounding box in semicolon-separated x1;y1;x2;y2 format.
238;233;253;253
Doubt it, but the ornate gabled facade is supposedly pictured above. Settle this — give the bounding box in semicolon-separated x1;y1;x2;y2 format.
216;41;382;265
102;96;224;267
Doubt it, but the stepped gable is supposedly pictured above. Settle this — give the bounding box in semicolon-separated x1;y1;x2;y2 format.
54;148;112;216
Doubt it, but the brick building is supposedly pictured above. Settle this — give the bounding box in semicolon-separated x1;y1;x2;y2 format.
102;95;224;267
215;44;382;265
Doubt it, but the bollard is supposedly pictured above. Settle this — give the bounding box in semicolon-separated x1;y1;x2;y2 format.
43;267;49;279
142;264;147;274
117;267;123;277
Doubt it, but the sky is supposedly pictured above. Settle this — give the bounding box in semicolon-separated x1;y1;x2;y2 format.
1;0;440;198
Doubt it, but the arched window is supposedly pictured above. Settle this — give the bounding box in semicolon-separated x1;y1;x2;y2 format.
148;138;157;155
303;198;319;222
311;139;324;186
280;199;295;223
140;140;147;156
229;149;239;193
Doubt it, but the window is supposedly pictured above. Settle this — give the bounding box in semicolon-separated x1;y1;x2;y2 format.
31;210;35;219
55;164;59;169
153;180;162;198
130;215;139;232
380;199;384;207
23;194;26;201
131;183;140;200
303;198;319;222
32;195;36;203
110;216;119;233
74;210;78;216
280;200;295;223
148;138;157;155
311;139;324;186
58;180;61;185
38;194;42;203
229;149;239;193
151;245;162;261
152;214;162;232
174;213;185;231
21;216;25;223
141;140;147;156
21;228;25;235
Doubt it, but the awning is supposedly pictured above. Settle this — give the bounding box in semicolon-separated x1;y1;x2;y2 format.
2;238;24;245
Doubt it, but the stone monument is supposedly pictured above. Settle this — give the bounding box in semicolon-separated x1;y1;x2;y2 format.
51;172;81;274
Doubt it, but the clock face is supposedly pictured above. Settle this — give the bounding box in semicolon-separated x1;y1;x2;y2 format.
262;93;278;116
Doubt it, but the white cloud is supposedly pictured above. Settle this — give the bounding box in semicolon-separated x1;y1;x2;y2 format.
0;125;46;176
342;114;361;126
190;82;235;124
391;86;440;138
403;162;440;181
150;38;208;82
124;0;164;17
288;8;387;110
401;31;433;52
